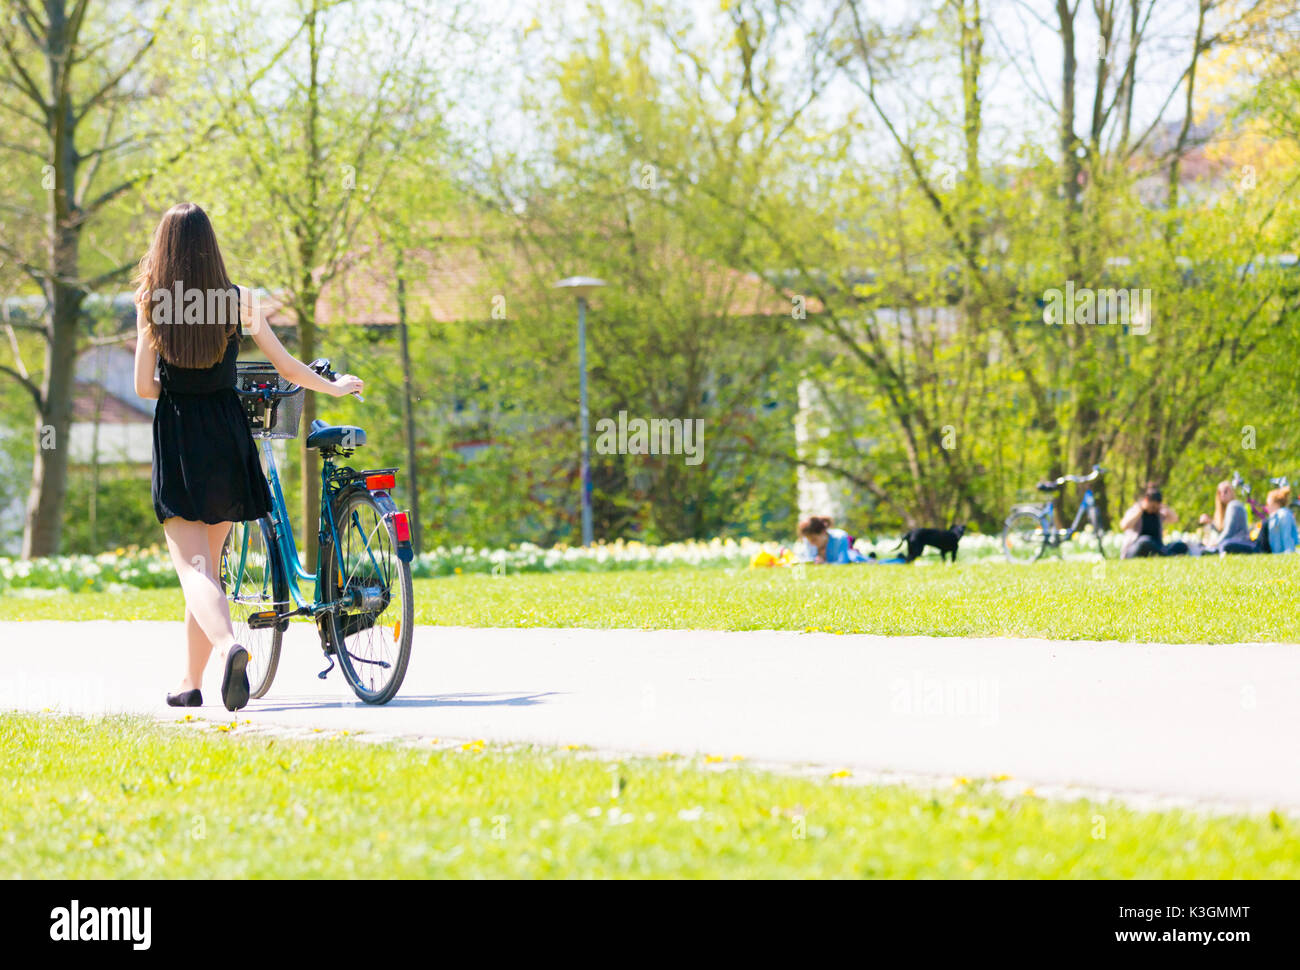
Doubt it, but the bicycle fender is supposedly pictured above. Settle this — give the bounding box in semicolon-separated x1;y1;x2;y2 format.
354;486;415;563
259;517;291;632
1007;504;1048;518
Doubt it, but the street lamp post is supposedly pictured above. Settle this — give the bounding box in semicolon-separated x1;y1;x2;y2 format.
553;276;606;547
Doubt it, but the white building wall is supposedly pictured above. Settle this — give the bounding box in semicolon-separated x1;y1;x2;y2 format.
795;378;840;521
67;423;153;465
75;344;155;418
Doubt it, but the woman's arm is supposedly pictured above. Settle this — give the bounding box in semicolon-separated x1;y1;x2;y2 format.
241;288;363;398
1118;504;1142;532
1161;504;1178;524
133;304;160;400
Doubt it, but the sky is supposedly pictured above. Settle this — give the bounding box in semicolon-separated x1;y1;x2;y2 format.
417;0;1218;167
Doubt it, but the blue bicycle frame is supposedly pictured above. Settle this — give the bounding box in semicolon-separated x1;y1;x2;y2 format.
1034;486;1097;539
260;439;322;610
252;440;393;613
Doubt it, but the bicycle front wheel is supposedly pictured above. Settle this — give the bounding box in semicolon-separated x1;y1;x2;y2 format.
221;516;286;699
1002;510;1049;563
323;488;414;705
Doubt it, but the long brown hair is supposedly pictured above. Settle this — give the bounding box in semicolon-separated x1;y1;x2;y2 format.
798;515;833;538
1213;480;1233;532
133;202;237;368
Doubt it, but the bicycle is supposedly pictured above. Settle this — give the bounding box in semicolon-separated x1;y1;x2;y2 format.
219;359;415;704
1230;470;1270;523
1002;465;1107;563
1228;470;1300;520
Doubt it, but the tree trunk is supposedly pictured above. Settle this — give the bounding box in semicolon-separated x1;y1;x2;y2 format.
395;256;422;551
20;1;82;557
297;292;319;568
299;0;323;568
24;300;80;556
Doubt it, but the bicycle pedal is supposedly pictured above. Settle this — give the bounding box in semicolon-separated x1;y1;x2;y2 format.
247;610;279;630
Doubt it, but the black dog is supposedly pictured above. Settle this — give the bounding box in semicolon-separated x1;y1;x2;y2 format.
894;524;966;563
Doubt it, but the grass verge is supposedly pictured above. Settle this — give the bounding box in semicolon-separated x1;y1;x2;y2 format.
2;711;1295;878
3;555;1298;642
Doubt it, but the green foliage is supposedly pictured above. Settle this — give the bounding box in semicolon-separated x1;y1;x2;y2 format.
60;469;157;555
6;0;1300;555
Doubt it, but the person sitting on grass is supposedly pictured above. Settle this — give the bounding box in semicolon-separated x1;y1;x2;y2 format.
1265;487;1297;553
1119;483;1189;558
1199;480;1256;554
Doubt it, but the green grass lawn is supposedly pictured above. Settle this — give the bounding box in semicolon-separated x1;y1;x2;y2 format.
4;554;1299;642
3;711;1294;878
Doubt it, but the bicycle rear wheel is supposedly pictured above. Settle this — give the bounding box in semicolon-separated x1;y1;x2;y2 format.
221;517;286;699
1002;510;1049;563
322;488;414;705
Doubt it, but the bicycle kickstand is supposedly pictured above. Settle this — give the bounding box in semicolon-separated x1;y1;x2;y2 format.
314;614;336;679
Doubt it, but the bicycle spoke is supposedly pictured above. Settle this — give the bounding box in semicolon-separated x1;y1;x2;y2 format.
221;518;284;699
330;492;409;700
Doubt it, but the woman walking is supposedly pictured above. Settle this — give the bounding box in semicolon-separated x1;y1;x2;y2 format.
132;202;363;711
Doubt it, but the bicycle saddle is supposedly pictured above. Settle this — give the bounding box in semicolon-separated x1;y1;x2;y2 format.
306;418;366;450
1036;480;1064;492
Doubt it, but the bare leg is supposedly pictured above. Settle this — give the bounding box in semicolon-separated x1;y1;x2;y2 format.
174;523;232;691
163;517;238;668
175;609;207;692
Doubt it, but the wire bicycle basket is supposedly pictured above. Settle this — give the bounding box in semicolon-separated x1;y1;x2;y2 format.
235;362;304;439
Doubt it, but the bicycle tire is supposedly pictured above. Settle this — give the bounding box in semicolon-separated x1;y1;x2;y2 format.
321;487;414;705
1002;509;1049;563
1089;506;1107;559
221;516;286;699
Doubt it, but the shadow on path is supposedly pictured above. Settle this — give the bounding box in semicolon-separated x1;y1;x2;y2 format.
249;690;565;713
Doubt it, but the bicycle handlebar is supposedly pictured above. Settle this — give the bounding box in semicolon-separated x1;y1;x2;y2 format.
309;357;364;402
1039;464;1105;489
308;358;336;381
235;358;364;403
233;381;299;399
1232;471;1297;497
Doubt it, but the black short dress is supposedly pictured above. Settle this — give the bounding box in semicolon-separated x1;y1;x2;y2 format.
151;286;273;525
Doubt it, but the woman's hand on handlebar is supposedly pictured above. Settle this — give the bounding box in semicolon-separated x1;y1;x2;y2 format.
329;373;364;399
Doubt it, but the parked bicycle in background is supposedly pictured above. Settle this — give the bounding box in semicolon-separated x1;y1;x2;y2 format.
1002;466;1107;563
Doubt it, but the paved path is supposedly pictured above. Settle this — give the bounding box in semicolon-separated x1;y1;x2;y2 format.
4;622;1298;812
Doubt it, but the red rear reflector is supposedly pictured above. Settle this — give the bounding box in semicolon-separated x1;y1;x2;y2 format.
392;512;411;542
366;473;396;490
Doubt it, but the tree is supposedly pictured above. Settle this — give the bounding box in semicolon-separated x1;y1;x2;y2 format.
719;0;1300;530
354;147;459;555
467;8;811;540
0;0;202;556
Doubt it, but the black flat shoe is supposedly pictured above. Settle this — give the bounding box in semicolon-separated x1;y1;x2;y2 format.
221;645;251;712
166;688;203;707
